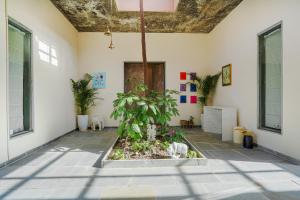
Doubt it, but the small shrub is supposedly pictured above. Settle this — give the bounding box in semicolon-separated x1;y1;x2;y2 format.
111;149;125;160
131;141;151;153
131;142;143;152
187;150;198;158
167;129;185;143
160;141;171;150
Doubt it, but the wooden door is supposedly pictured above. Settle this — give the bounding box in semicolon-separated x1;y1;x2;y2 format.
124;62;165;93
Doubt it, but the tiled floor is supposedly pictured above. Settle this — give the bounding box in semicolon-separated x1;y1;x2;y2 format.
0;128;300;200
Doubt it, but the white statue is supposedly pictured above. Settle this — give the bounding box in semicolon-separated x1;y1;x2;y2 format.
91;115;104;131
147;124;156;141
167;142;188;159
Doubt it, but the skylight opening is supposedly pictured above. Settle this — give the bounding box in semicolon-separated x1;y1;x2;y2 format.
115;0;179;12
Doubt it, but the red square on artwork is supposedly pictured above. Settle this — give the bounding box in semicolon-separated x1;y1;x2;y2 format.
180;72;186;80
190;96;197;104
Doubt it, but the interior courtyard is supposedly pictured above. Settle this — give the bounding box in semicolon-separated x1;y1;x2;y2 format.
0;0;300;199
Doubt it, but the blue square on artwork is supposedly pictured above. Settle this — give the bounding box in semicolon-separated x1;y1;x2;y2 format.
92;72;106;89
190;83;197;92
180;95;187;103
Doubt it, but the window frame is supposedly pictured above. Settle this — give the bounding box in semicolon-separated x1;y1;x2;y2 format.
257;22;283;134
8;17;34;137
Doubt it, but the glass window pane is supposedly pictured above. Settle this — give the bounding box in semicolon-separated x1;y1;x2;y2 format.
8;19;32;136
8;25;25;134
259;24;282;133
264;29;282;129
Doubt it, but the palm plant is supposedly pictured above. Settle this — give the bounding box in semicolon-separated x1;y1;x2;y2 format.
193;72;221;111
71;74;98;115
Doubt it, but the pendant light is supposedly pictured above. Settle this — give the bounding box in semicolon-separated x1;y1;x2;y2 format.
104;0;115;49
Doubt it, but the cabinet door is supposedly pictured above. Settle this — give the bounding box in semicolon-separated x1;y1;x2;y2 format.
203;108;222;134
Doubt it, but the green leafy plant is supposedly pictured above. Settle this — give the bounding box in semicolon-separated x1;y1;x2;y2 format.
71;74;98;115
152;90;180;134
111;149;125;160
160;141;171;150
131;141;151;152
167;128;185;143
131;142;143;152
193;72;221;112
110;83;179;141
187;150;198;158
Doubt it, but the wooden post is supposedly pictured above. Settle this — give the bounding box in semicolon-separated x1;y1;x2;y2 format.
139;0;150;90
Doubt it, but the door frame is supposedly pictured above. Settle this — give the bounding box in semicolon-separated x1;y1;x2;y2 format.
123;61;166;92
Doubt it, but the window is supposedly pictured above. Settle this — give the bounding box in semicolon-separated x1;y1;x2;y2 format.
8;18;33;136
258;23;282;133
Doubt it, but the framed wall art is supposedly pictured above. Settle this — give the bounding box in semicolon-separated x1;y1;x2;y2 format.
222;64;232;86
92;72;106;89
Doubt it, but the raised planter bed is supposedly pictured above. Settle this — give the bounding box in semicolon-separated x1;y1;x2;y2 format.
101;136;207;168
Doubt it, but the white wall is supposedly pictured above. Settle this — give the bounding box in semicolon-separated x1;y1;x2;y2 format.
209;0;300;160
78;33;210;127
0;0;8;164
6;0;78;159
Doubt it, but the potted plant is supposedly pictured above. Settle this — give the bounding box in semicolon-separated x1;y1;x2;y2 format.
193;72;221;113
71;74;97;131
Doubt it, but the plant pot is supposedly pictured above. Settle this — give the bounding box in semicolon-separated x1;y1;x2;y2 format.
77;115;89;132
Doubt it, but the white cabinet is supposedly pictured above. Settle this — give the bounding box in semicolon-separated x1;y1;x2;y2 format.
203;106;237;141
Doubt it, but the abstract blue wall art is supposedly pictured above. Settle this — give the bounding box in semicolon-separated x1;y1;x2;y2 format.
180;95;187;103
92;72;106;89
190;83;197;92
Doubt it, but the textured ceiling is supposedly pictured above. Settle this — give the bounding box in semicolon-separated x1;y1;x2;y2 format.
50;0;243;33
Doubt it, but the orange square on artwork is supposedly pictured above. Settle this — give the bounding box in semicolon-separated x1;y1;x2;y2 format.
180;72;186;80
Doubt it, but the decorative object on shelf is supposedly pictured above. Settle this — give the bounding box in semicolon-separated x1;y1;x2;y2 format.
71;74;98;132
147;124;156;141
190;83;197;92
167;142;188;159
180;84;186;92
222;64;232;86
92;72;106;89
192;72;221;112
180;72;187;80
190;96;197;104
180;95;187;103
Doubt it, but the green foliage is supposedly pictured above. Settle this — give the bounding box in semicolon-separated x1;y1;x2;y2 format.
152;89;180;134
110;83;179;141
193;72;221;106
71;74;98;115
187;150;198;158
160;141;171;150
111;149;125;160
131;141;151;152
167;128;185;143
